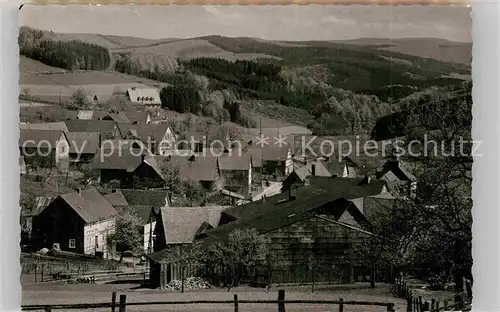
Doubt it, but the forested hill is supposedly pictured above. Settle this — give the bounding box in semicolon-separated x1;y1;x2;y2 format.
19;26;472;136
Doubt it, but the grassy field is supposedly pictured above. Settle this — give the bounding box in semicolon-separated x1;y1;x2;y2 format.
22;283;408;312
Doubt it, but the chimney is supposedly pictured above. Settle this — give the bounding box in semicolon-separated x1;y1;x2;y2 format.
311;163;316;176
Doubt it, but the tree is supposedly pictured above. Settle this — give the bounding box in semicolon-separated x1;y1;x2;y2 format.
107;210;143;262
69;88;91;109
202;228;269;290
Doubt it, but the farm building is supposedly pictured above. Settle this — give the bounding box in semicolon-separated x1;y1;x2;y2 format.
65;120;122;140
101;188;172;252
148;154;222;190
146;181;384;288
19;121;69;131
19;129;70;172
218;150;253;195
126;88;161;109
31;188;118;258
117;123;176;155
281;160;332;192
92;149;164;188
247;145;294;180
76;110;152;124
65;132;101;168
147;206;230;287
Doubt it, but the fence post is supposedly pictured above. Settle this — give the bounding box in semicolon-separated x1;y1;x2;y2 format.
111;292;117;312
431;299;435;311
234;294;239;312
339;298;344;312
418;296;423;312
41;263;44;283
443;300;448;311
278;289;285;312
407;294;413;312
435;301;440;311
387;303;395;312
118;294;126;312
35;265;38;283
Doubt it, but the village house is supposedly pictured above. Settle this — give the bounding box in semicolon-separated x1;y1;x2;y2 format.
147;206;230;287
217;150;253;195
281;160;332;191
118;123;176;155
149;154;222;190
92;149;163;188
147;181;381;288
19;129;70;172
126;87;162;109
247;145;294;181
101;188;172;253
76;110;152;124
31;188;118;258
65;132;101;169
19;121;69;131
65;120;122;140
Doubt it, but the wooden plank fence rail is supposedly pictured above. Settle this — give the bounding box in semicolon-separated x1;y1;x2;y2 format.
21;290;396;311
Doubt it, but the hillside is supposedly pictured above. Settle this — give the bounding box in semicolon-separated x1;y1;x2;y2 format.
332;38;471;66
18;27;472;135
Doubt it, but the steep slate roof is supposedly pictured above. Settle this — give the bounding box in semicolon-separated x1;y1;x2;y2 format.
65;120;121;138
124;111;151;124
65;132;100;154
19;129;67;148
55;188;117;223
92;148;143;171
153;155;219;182
104;191;129;207
117;123;173;143
218;152;251;171
198;186;369;246
128;205;154;225
159;206;230;244
293;161;331;181
246;147;263;168
120;189;171;207
127;88;161;105
307;176;386;199
19;122;68;131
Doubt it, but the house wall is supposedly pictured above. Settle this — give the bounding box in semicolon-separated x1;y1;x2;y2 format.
252;167;262;184
220;169;251;195
264;216;369;284
132;162;165;189
32;198;85;253
83;218;116;258
144;221;156;253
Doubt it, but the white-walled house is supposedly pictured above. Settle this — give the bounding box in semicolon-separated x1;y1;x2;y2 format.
32;188;118;258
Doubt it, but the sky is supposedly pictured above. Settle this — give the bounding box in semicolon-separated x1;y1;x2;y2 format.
20;5;471;42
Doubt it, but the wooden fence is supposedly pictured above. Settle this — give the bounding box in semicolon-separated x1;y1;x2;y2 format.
392;278;472;312
22;289;396;312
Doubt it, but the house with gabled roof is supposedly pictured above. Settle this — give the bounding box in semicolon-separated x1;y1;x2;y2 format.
246;145;293;181
147;205;230;287
65;132;101;168
19;122;68;131
147;184;375;287
126;87;162;109
19;129;70;172
281;160;331;191
117;123;176;155
76;110;152;125
217;149;253;195
32;187;118;258
65;120;122;140
149;154;221;190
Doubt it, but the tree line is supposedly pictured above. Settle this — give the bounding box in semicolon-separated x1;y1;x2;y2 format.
19;27;110;71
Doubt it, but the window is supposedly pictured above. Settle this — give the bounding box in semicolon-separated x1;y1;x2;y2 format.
69;239;76;248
